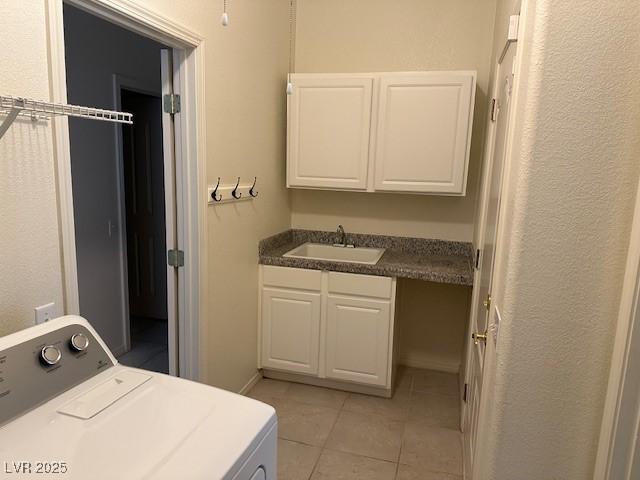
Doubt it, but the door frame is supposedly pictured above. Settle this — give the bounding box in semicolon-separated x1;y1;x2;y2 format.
461;12;521;427
45;0;208;381
460;2;530;477
112;75;163;355
594;172;640;478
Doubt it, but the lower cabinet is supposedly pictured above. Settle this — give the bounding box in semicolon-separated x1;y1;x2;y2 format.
261;287;321;375
259;266;396;390
325;294;391;386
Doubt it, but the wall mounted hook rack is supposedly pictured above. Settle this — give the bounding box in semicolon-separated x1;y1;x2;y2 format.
207;177;259;205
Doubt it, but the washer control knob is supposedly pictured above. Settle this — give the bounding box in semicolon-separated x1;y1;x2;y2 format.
70;333;89;352
40;345;62;366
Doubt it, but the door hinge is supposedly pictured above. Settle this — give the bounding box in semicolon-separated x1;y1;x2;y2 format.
475;249;481;269
508;14;520;42
490;98;498;122
463;383;468;403
483;294;492;311
167;249;184;268
163;94;181;115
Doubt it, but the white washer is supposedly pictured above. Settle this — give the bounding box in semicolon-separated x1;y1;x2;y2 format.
0;315;277;480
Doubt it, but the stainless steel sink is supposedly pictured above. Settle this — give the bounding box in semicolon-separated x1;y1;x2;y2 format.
283;242;386;265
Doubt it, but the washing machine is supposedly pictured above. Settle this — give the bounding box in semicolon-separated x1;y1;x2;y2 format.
0;315;277;479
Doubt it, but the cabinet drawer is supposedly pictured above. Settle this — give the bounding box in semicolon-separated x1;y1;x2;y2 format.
262;265;322;291
328;272;393;299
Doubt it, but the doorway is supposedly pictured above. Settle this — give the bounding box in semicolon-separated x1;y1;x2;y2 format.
63;4;171;374
120;89;169;373
48;0;205;381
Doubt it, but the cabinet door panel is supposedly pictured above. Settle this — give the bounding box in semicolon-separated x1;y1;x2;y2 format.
261;287;321;374
326;295;391;386
288;75;373;190
374;72;476;194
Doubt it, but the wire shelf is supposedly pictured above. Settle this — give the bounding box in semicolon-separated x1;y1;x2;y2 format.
0;95;133;140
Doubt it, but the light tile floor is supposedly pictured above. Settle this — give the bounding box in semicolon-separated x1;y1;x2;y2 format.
117;317;169;374
247;367;462;480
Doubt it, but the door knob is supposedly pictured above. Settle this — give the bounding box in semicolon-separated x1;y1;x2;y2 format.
472;332;488;345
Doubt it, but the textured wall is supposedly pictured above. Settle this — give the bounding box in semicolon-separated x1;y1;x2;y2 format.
482;0;640;477
0;2;65;335
292;0;497;242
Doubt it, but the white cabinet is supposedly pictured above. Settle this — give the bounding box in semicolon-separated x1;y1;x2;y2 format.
286;71;476;195
260;267;322;375
326;295;391;386
374;73;475;195
287;75;373;190
261;287;321;375
259;266;396;390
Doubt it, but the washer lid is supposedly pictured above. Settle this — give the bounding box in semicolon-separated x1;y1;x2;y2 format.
0;366;276;480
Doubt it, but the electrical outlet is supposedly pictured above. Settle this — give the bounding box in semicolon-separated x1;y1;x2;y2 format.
35;303;57;325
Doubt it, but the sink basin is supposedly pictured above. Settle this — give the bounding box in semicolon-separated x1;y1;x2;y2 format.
283;242;386;265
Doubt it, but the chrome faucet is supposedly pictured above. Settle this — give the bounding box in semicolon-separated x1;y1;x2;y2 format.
334;225;348;247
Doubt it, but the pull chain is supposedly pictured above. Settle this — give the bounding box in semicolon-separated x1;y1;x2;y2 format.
287;0;297;94
221;0;229;26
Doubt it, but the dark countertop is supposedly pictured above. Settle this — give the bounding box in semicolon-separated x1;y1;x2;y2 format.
259;230;474;286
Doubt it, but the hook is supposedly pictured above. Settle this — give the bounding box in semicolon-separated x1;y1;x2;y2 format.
211;177;222;202
231;177;242;199
249;177;258;197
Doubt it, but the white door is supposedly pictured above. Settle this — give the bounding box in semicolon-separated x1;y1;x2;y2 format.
325;294;391;386
261;287;321;375
287;74;373;190
373;72;475;195
462;35;518;476
160;49;179;376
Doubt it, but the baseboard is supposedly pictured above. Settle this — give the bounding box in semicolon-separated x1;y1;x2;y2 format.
239;370;262;395
399;353;460;373
262;369;393;398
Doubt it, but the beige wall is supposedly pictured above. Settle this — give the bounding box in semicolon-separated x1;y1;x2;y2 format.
100;0;294;392
292;0;497;371
480;0;640;477
292;0;497;242
397;280;471;372
0;2;65;335
0;0;292;394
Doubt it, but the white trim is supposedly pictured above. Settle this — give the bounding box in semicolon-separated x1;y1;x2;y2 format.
46;0;207;382
239;371;263;396
64;0;202;48
595;174;640;478
471;1;530;477
398;354;460;374
46;1;80;316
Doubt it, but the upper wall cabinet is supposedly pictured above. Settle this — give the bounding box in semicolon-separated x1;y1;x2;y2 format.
287;74;374;190
286;71;476;196
374;73;476;194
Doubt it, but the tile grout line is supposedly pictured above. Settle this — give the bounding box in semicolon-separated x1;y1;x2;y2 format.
307;393;346;479
258;369;462;479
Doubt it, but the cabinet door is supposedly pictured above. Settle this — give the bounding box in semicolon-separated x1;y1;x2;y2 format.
325;295;391;386
287;74;373;190
261;287;321;375
373;72;476;195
